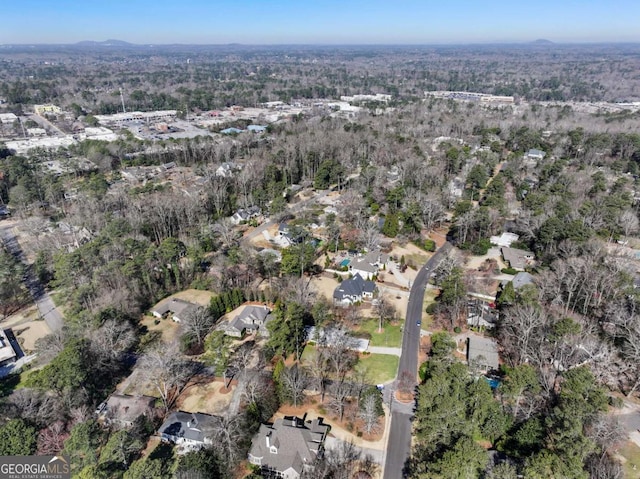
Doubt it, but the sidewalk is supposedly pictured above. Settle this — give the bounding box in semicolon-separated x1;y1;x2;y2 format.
368;346;402;357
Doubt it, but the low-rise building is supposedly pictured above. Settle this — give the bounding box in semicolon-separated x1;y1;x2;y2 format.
158;411;217;453
467;336;500;371
501;247;535;271
223;305;273;338
525;149;546;161
0;329;18;367
151;298;200;323
248;415;330;479
333;273;376;305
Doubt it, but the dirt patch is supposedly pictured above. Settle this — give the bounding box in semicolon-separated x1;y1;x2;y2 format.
140;315;180;343
178;378;234;415
1;306;52;353
311;274;341;302
170;289;216;306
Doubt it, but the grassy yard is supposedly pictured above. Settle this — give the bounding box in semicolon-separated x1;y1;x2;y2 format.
357;318;402;347
421;288;439;330
356;354;399;384
620;441;640;477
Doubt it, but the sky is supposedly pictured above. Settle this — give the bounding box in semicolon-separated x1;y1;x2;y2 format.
2;0;640;45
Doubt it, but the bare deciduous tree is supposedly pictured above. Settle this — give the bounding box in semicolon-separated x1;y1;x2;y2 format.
37;421;68;456
280;363;308;407
181;306;216;347
138;343;201;414
358;394;381;434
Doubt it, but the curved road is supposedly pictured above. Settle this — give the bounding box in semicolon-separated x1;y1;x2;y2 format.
383;242;452;479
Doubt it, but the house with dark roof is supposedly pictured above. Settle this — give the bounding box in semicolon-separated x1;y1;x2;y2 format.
248;415;330;479
223;305;273;338
467;336;500;371
333;273;377;306
158;411;217;452
231;206;262;225
101;394;156;428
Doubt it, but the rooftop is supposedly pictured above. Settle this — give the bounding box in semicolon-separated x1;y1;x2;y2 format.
468;336;500;370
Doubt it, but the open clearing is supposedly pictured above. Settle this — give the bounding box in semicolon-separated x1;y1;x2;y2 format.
1;305;52;353
177;379;234;415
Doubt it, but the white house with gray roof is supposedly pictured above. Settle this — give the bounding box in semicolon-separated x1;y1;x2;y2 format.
248;415;330;479
333;273;376;306
348;249;388;280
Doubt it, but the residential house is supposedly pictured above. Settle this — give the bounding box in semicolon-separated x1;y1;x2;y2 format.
224;305;273;338
247;124;267;133
501;247;535;271
274;222;296;247
220;127;244;135
0;329;18;367
150;298;200;323
349;250;388;280
466;299;498;329
307;326;369;352
333;273;377;305
467;336;500;371
525;149;546;161
158;411;217;452
101;394;156;428
489;232;519;248
511;272;535;290
248;415;330;479
231;206;261;225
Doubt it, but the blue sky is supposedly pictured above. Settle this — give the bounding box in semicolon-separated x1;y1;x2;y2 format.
2;0;639;44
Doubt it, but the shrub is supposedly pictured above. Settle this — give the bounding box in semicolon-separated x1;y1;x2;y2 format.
501;267;518;275
425;303;437;314
471;238;492;256
423;239;436;252
453;326;461;333
153;319;160;326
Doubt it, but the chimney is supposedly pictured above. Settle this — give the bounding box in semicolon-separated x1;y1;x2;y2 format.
266;432;270;448
188;414;198;428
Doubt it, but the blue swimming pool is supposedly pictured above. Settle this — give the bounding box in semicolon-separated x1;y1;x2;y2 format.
340;259;351;267
485;377;501;389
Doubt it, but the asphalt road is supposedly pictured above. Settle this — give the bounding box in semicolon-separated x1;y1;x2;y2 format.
383;241;453;479
0;222;64;332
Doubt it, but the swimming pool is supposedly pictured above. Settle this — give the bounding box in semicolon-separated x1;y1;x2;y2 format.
485;377;501;389
340;259;351;267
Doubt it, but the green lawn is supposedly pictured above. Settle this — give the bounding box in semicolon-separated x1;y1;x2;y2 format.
620;441;640;478
357;318;402;348
422;288;439;331
356;354;399;384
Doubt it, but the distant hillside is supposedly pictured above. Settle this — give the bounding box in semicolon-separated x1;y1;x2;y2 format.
75;39;134;47
531;39;554;45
